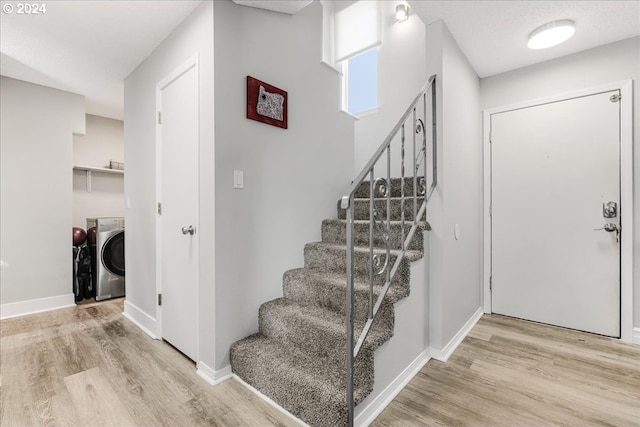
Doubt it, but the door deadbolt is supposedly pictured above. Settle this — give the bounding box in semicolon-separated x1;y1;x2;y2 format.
603;201;617;219
181;225;195;235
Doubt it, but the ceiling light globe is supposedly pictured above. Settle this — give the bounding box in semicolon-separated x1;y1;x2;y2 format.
527;20;575;49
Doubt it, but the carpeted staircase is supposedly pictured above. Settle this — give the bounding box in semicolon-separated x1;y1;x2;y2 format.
230;177;429;427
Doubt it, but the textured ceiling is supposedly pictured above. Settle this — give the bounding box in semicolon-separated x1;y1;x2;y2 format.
1;1;638;120
0;0;203;120
409;1;640;78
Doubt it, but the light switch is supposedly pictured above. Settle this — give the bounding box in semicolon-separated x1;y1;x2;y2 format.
234;170;244;189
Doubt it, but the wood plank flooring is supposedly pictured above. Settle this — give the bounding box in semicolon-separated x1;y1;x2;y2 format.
372;314;640;427
2;301;639;426
0;299;298;427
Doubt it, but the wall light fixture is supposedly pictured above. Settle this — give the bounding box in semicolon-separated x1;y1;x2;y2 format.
395;3;408;23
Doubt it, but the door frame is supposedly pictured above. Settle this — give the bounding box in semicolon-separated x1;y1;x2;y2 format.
154;53;200;357
482;80;633;342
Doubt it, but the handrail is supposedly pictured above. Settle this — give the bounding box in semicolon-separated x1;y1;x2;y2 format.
340;74;436;210
342;74;437;427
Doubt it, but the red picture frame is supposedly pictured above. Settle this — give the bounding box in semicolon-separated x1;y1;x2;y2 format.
246;76;288;129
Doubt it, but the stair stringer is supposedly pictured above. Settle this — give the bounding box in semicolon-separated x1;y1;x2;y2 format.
354;230;430;425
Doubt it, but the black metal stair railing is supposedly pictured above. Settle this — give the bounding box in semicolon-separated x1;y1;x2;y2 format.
340;74;437;426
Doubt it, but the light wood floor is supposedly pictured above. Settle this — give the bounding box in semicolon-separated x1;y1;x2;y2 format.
2;301;639;426
373;314;640;427
0;299;298;427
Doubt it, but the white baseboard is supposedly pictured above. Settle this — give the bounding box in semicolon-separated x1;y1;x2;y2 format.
633;327;640;345
233;374;310;427
430;307;483;362
0;293;75;320
354;348;431;427
123;300;157;339
197;362;232;387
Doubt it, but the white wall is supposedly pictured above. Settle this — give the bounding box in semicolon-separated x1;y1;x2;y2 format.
73;114;124;229
480;36;640;332
213;0;354;369
426;21;483;350
353;3;427;176
0;76;85;311
124;2;216;367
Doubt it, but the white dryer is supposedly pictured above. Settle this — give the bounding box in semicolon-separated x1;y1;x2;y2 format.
87;217;125;301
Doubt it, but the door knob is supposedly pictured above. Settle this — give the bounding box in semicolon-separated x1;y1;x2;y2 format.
181;225;195;235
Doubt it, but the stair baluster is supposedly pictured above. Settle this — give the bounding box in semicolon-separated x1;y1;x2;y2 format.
340;74;437;427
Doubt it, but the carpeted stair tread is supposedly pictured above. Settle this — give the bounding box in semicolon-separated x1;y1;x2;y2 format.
259;298;392;358
326;218;431;229
283;267;408;322
337;197;426;221
284;267;409;305
230;333;370;427
304;241;423;274
322;218;430;251
306;241;423;261
353;177;426;199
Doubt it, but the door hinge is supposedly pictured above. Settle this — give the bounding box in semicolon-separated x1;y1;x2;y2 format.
609;94;621;103
157;203;162;215
158;111;162;124
490;276;492;291
158;293;162;306
489;204;492;217
489;129;492;143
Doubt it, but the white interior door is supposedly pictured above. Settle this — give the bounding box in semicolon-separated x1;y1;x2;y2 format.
158;56;199;360
491;90;620;337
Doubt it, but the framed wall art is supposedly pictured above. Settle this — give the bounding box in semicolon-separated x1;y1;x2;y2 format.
247;76;288;129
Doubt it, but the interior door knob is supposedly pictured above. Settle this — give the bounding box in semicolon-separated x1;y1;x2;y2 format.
181;225;195;235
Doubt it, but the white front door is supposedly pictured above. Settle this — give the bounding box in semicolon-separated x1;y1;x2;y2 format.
157;55;199;360
491;90;620;337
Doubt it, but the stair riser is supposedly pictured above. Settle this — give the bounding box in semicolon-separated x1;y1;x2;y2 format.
259;306;383;370
304;245;413;285
354;177;426;199
337;198;425;221
230;338;370;427
322;220;423;251
283;271;401;324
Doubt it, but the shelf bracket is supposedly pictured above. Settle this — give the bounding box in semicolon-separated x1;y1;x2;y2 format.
86;170;92;193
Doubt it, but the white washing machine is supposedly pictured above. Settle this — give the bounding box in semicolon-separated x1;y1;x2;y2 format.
87;217;125;301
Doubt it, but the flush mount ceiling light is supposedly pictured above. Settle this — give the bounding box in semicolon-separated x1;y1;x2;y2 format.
527;20;575;49
395;3;408;22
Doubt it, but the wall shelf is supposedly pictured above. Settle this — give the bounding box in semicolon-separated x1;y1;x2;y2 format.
73;165;124;192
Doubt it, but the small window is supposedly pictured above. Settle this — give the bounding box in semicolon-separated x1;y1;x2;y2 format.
345;48;378;116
